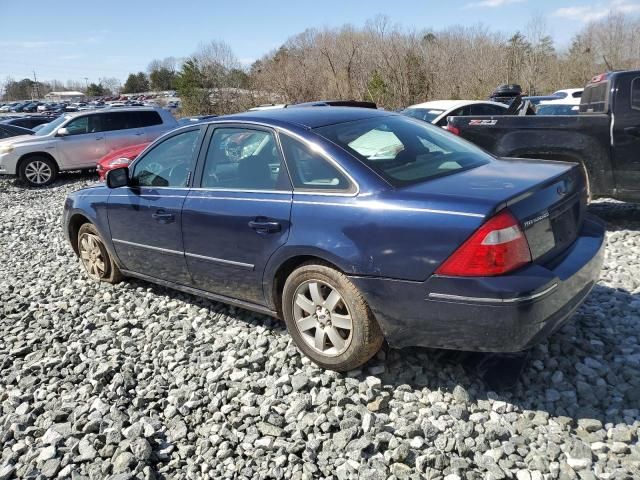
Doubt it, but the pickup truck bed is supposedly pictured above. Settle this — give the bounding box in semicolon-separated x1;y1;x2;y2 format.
447;70;640;202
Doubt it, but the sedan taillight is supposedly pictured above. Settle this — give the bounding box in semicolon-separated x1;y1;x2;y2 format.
436;209;531;277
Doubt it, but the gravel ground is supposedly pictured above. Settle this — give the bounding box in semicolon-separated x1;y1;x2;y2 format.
1;173;639;480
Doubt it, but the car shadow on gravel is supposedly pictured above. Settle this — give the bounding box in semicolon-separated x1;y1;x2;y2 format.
126;273;638;428
105;202;639;430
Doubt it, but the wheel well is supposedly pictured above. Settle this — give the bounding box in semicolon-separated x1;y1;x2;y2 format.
18;152;59;173
68;214;91;255
271;255;344;316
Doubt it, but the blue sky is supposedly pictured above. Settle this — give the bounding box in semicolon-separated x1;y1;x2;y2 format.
1;0;638;84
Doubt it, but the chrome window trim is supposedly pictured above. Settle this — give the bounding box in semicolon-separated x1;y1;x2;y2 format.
189;119;361;196
125;119;361;197
188;196;290;203
275;127;360;197
427;283;558;304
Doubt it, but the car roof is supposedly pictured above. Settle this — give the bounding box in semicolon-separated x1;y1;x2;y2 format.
405;100;506;110
220;106;396;129
63;106;162;117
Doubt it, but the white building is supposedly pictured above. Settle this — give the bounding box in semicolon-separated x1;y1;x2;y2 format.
44;91;85;102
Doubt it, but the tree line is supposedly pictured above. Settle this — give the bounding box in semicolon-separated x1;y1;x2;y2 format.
3;12;639;113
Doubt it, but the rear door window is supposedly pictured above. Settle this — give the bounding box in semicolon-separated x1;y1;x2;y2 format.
280;133;352;192
201;127;289;190
135;111;163;127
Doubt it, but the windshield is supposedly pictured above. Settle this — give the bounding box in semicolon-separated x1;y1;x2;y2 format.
315;115;492;186
401;108;444;124
34;115;69;136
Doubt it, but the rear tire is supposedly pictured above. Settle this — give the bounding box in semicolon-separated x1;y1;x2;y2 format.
19;156;57;187
77;223;123;284
282;262;383;371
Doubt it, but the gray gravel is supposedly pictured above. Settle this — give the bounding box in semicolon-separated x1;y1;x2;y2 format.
1;174;639;479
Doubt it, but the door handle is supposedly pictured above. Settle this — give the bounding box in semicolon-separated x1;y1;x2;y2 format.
248;219;281;234
624;126;640;138
152;210;175;224
135;132;145;136
95;136;104;140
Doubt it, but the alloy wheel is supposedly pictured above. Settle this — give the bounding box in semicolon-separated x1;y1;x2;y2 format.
24;160;52;185
292;280;353;356
79;233;107;280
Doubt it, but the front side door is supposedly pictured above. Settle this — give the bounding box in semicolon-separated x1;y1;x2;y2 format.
182;125;292;304
612;74;640;195
108;127;203;285
58;114;107;169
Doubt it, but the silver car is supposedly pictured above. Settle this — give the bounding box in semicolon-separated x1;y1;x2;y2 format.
0;107;177;186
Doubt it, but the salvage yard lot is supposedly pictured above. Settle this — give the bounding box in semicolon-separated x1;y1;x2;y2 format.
1;174;639;479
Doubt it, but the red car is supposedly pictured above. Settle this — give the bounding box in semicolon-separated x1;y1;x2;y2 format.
96;143;150;181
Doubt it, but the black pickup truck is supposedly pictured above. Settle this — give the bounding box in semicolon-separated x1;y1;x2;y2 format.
447;70;640;201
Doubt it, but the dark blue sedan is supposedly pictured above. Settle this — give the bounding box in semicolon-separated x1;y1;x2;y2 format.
63;107;605;371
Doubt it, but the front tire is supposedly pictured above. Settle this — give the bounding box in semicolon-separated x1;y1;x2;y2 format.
19;156;57;187
77;223;123;283
282;263;383;371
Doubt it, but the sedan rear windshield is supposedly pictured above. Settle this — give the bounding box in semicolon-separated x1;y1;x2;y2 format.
315;115;492;186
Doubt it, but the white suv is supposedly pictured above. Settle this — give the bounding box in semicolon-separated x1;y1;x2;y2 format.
0;107;177;186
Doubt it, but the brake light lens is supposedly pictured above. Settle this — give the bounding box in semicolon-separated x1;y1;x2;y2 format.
436;209;531;276
445;125;460;136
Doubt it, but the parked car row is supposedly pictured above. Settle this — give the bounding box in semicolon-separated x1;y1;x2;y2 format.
0;107;177;186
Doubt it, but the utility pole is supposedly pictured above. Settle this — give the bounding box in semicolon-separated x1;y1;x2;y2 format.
32;71;41;99
84;77;89;92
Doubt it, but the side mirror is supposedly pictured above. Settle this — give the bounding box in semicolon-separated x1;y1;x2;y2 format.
56;127;69;136
106;167;129;188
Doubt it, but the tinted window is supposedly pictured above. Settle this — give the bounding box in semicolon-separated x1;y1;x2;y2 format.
201;128;288;190
136;111;163;127
632;78;640;111
280;134;351;191
0;126;10;139
65;115;102;135
316;115;492;187
132;129;200;187
572;91;583;98
102;112;136;131
470;104;505;116
579;82;609;113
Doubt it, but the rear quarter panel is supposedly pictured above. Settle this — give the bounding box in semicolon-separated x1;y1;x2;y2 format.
264;192;488;285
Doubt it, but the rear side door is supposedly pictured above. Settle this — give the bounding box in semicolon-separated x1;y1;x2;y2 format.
107;126;203;285
181;124;292;304
57;114;107;169
612;74;640;195
102;111;147;152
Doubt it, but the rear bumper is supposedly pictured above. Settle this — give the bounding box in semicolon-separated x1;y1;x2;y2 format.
350;215;605;352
